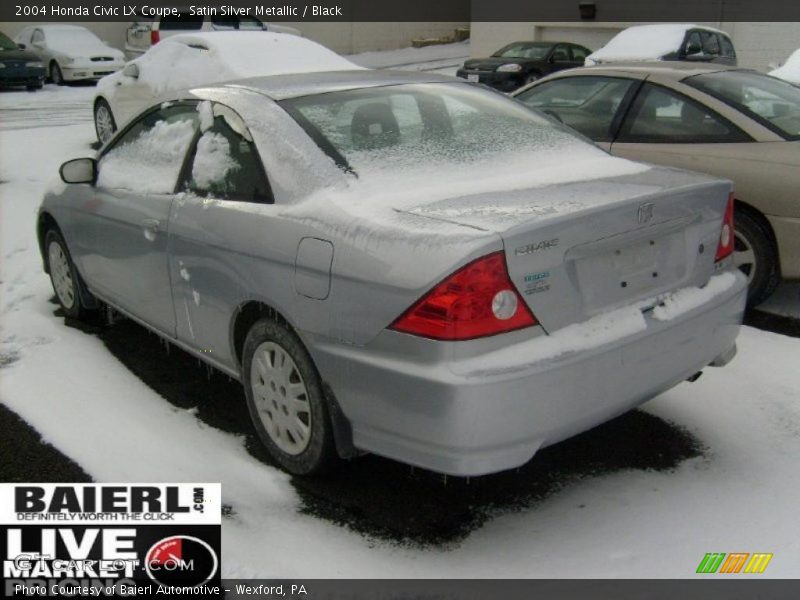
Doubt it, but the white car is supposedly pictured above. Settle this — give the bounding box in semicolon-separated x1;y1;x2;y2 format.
585;24;736;66
124;13;302;60
14;25;125;85
93;31;361;144
770;49;800;85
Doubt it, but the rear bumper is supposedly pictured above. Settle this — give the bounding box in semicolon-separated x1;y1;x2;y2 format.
309;271;747;476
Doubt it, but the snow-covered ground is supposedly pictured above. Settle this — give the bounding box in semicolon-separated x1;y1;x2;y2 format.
1;43;800;578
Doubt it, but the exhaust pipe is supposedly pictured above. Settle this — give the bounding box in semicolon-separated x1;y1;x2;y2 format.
686;371;703;383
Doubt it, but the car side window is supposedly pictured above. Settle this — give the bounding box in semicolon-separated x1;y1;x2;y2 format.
571;45;589;62
97;104;200;193
701;32;720;57
551;45;570;63
617;83;749;143
515;76;635;141
684;31;702;55
720;35;736;59
184;104;273;203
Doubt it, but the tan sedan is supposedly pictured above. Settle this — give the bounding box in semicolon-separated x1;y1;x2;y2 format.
513;62;800;306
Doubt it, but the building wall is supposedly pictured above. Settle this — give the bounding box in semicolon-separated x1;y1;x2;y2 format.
0;21;468;56
470;21;800;72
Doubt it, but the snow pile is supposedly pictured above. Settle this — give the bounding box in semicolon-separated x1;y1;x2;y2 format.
191;132;239;190
653;271;738;321
769;48;800;85
586;24;719;64
118;32;361;96
97;118;196;193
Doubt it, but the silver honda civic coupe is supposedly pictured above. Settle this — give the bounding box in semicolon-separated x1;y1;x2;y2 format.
38;71;747;477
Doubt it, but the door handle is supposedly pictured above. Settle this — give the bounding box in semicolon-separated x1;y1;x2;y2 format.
141;218;160;241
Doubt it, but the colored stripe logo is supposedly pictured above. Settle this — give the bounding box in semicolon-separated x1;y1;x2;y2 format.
696;552;773;574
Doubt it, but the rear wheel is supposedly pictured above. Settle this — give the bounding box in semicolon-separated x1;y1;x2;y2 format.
45;229;94;320
94;99;117;144
733;209;779;307
242;318;338;475
50;61;64;86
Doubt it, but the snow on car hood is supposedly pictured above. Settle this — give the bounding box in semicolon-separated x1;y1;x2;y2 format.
586;24;724;64
770;48;800;85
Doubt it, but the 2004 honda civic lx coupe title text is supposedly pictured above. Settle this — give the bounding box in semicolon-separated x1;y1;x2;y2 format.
37;70;746;477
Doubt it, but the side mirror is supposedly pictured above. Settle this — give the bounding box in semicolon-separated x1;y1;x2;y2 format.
123;63;139;78
32;41;44;49
60;158;97;185
17;43;26;49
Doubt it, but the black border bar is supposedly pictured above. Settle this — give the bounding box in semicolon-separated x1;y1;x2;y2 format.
3;0;800;22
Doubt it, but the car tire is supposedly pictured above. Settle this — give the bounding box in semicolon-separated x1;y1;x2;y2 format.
50;61;64;86
94;99;117;145
733;209;779;307
242;317;339;475
45;229;95;320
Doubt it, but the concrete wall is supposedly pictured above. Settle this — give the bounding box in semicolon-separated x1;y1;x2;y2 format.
0;21;468;56
470;21;800;72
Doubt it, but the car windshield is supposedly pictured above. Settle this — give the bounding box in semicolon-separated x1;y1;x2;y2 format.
685;70;800;140
281;82;584;175
47;28;103;46
0;32;17;50
492;43;551;60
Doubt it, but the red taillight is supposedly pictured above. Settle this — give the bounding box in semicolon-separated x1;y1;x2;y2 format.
715;193;735;262
390;251;538;341
150;30;160;45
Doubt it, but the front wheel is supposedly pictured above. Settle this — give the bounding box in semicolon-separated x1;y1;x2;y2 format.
733;210;779;307
50;62;64;86
242;318;339;475
94;99;117;144
45;229;94;320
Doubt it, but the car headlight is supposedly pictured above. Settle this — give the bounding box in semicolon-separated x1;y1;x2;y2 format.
26;61;43;68
497;63;522;73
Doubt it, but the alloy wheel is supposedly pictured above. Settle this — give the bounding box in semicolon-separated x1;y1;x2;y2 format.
48;240;75;310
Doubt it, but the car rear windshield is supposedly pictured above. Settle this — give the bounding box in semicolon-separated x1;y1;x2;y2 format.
685;70;800;140
281;82;581;175
493;43;551;60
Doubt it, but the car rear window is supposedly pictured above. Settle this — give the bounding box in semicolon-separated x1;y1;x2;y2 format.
685;70;800;140
280;82;582;175
159;14;203;30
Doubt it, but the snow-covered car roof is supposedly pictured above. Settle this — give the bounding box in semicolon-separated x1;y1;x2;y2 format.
586;24;727;64
117;31;362;95
769;48;800;85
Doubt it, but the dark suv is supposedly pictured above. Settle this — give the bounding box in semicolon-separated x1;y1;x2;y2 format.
456;42;592;92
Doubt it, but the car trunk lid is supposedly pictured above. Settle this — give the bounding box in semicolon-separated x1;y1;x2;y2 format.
403;167;732;332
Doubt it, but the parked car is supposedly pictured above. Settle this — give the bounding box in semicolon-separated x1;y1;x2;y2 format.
14;25;125;85
513;62;800;306
40;70;745;477
456;41;591;92
124;12;302;59
770;49;800;86
93;31;360;144
586;24;736;66
0;30;45;90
